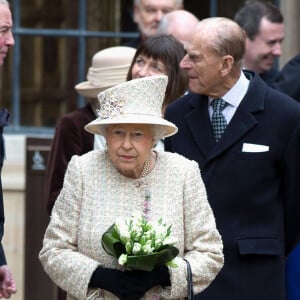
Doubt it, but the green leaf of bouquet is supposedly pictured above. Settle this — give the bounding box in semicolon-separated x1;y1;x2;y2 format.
101;225;125;258
156;245;179;264
166;259;178;268
126;245;179;271
126;253;158;271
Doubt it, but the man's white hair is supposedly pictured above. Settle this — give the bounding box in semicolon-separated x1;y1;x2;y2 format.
134;0;183;7
0;0;9;6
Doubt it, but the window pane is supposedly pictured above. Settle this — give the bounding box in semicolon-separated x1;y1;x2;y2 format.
2;0;280;132
21;0;78;29
7;36;121;128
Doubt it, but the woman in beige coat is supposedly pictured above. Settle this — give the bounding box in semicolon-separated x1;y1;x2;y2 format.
39;75;224;300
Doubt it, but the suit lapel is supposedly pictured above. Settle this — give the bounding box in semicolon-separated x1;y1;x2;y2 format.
185;94;216;159
184;72;267;165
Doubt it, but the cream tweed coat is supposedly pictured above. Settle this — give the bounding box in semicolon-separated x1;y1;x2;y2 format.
39;150;224;300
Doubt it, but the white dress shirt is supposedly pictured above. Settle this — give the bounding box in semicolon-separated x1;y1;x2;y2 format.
208;71;250;124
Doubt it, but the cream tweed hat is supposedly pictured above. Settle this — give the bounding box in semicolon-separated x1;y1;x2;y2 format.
84;75;178;139
75;46;136;98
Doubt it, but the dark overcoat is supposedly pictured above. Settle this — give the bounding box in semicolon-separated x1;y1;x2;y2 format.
274;54;300;102
164;71;300;300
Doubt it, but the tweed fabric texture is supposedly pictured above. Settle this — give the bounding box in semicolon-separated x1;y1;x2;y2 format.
84;75;178;139
39;151;224;300
211;98;227;142
97;76;166;120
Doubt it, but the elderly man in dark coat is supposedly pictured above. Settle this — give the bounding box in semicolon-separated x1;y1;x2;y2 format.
165;17;300;300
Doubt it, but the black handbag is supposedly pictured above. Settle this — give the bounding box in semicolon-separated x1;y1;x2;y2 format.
183;259;194;300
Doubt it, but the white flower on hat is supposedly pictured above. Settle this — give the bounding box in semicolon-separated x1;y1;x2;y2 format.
85;75;178;140
98;92;125;119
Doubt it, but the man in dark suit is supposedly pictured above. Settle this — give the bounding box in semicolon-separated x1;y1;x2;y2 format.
0;0;17;298
234;0;284;86
164;17;300;300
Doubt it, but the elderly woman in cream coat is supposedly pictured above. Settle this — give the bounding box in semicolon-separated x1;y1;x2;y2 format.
39;75;224;300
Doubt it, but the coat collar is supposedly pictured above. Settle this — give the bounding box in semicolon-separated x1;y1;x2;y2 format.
185;71;267;164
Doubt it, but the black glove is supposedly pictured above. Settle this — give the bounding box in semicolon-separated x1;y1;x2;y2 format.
150;264;171;287
89;265;170;300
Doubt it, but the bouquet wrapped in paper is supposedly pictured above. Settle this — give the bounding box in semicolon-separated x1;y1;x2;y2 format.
102;211;179;271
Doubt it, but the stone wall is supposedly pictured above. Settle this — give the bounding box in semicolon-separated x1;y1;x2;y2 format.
2;134;26;300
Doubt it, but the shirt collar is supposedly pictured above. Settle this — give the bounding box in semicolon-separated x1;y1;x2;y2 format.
222;71;249;107
209;71;250;107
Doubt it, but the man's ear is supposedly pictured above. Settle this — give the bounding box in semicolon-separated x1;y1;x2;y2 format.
220;55;234;77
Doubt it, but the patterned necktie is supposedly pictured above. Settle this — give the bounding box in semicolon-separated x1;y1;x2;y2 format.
211;98;227;142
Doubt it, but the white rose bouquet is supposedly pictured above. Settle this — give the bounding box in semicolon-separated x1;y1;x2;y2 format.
101;211;179;271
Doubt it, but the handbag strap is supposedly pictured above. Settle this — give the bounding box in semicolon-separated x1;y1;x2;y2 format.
183;259;194;300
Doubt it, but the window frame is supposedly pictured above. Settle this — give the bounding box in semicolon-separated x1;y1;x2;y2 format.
8;0;280;134
8;0;138;134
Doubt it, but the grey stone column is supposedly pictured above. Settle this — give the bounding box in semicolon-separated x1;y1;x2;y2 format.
280;0;300;68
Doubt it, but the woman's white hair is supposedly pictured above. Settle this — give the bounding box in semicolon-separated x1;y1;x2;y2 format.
151;126;168;142
0;0;9;6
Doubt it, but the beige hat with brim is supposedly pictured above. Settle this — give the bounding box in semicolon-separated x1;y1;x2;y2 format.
75;82;109;99
85;75;178;140
75;46;136;98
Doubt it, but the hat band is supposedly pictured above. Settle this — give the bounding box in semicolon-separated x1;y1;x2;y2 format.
87;64;130;87
98;109;162;119
110;112;162;118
